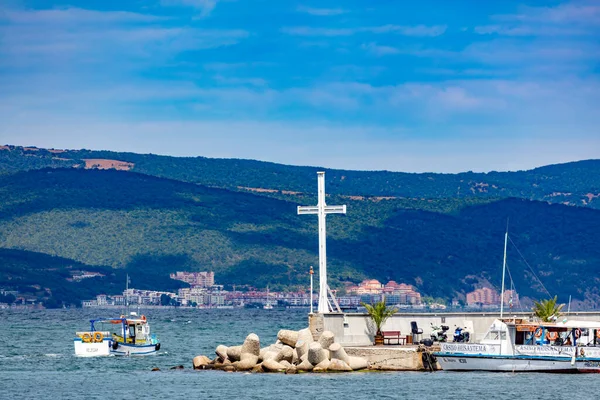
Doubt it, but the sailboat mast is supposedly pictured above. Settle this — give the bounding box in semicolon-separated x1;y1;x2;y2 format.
126;273;129;314
500;229;508;318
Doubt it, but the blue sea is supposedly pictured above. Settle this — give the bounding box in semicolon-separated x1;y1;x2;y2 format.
1;308;598;399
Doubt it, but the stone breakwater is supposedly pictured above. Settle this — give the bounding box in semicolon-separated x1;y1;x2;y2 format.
193;328;369;373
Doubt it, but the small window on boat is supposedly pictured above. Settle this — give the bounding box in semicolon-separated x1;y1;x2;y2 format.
484;330;507;341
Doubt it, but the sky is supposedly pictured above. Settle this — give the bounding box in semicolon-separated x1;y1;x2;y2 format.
0;0;599;173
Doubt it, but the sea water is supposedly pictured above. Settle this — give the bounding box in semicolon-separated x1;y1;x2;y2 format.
1;308;598;399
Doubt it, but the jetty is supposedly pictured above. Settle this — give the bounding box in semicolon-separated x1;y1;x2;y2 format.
193;172;437;372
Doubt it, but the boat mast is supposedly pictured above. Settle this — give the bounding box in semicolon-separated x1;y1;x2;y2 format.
126;273;129;315
500;222;508;319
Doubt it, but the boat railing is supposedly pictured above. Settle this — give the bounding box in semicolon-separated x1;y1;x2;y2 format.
76;331;111;336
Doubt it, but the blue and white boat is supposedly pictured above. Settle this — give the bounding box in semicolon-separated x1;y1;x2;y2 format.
436;318;600;372
74;312;161;357
435;227;600;372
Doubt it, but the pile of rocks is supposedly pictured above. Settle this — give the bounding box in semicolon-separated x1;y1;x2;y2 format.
193;328;369;373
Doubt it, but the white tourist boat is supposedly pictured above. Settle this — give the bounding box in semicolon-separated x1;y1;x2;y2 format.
436;318;600;372
74;312;161;357
436;227;600;372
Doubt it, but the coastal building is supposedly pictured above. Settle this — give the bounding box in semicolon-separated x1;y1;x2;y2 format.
466;287;500;306
170;271;215;287
347;279;384;294
347;279;422;305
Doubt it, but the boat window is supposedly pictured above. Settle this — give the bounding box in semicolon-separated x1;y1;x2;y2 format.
484;330;506;341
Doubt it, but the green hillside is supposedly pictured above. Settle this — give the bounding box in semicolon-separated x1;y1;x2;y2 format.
1;166;599;307
1;145;599;208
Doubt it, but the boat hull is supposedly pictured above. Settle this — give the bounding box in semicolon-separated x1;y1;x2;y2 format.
74;340;111;357
437;353;600;373
110;342;159;356
74;339;159;357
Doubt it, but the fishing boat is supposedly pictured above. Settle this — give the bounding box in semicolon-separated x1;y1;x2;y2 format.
74;312;161;357
74;275;160;356
435;227;600;372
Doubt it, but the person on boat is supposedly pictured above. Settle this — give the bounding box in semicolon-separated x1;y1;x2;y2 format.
564;337;572;346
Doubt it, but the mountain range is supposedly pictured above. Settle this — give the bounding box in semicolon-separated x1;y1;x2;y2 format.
1;145;599;308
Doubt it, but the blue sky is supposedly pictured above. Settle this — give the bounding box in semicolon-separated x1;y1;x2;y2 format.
0;0;598;172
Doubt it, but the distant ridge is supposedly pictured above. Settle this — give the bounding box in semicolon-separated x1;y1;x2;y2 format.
1;145;599;308
1;145;599;208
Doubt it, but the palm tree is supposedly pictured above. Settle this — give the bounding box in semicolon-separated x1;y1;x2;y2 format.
533;296;565;322
363;298;398;340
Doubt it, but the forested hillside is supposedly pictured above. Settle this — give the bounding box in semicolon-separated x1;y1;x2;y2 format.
1;163;599;307
1;145;599;208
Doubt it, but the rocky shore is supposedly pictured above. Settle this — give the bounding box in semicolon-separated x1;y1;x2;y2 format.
193;327;369;373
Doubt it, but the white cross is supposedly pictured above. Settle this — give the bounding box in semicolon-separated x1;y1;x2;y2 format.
298;171;346;313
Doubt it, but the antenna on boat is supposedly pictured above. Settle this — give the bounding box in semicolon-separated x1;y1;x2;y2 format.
500;219;509;319
567;295;572;315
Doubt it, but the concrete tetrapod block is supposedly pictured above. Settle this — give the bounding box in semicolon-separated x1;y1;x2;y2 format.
261;350;278;361
241;333;261;356
274;345;294;364
213;359;233;370
295;340;309;359
241;352;258;361
258;347;267;362
296;359;314;371
251;364;264;373
348;356;369;371
269;342;283;353
308;342;328;365
235;355;259;371
261;359;286;373
259;345;278;360
226;345;242;362
318;331;335;351
277;329;299;347
298;328;314;344
193;355;211;369
313;359;331;372
279;360;293;369
215;345;229;362
329;358;353;372
285;366;298;374
292;348;299;365
328;343;350;365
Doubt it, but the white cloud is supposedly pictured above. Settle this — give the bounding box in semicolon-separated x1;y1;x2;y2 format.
213;75;268;86
505;2;600;24
0;6;249;67
296;6;348;16
160;0;218;17
361;42;399;56
281;24;446;37
0;7;164;24
476;1;600;37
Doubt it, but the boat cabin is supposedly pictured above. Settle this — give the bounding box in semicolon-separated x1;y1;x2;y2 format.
108;314;153;345
480;318;600;355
